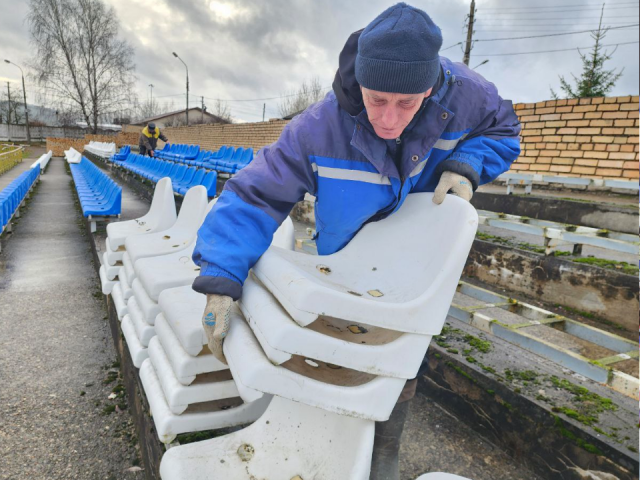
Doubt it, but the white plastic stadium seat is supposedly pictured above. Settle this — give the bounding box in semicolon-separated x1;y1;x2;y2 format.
253;193;478;334
106;177;177;254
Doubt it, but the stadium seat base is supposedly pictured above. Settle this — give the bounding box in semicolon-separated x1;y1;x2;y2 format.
148;337;238;415
139;358;271;445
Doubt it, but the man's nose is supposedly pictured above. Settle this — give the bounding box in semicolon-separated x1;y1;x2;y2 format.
380;105;398;127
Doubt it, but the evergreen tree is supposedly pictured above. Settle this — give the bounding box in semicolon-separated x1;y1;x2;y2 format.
551;6;623;99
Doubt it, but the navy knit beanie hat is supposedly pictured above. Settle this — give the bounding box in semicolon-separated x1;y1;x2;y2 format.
356;2;443;94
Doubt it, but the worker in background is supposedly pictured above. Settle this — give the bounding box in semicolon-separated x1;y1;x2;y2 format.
138;122;167;157
192;3;521;479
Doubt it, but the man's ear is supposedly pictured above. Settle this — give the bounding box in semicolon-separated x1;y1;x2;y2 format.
424;87;433;98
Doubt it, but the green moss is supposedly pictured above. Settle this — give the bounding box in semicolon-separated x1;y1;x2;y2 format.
514;388;522;394
79;391;86;396
463;334;492;353
466;356;477;364
463;349;472;355
101;405;116;415
553;415;603;455
553;250;571;257
572;257;638;275
479;364;496;374
505;369;539;382
486;389;495;395
434;353;442;359
552;407;597;426
627;446;638;453
176;429;224;445
447;348;459;354
445;361;475;383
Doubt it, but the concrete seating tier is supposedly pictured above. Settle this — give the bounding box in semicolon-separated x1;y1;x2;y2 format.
69;157;121;217
0;167;39;234
85;141;116;158
109;145;130;162
117;153;217;197
30;150;52;173
159;193;478;479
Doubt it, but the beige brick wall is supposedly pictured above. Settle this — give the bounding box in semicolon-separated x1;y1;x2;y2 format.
513;95;639;180
123;95;640;181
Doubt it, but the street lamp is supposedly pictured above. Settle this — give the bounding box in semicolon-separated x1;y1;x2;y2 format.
4;59;31;143
472;59;489;70
172;52;189;125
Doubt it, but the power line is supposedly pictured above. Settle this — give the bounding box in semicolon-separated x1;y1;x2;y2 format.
475;15;637;20
475;40;638;57
482;6;638;15
441;41;463;51
480;1;638;10
475;23;638;42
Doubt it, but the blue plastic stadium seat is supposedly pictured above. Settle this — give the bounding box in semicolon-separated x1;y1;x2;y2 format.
0;168;39;231
110;145;131;162
69;157;121;217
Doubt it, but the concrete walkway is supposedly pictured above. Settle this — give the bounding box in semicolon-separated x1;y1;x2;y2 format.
0;156;143;480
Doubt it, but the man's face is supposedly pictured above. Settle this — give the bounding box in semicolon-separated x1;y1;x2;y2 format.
361;87;432;140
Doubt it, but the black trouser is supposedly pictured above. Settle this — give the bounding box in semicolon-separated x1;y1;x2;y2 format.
139;146;154;157
396;356;429;404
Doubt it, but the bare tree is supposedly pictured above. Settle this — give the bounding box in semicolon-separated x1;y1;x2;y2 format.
0;86;25;125
212;99;232;123
27;0;136;133
278;77;325;118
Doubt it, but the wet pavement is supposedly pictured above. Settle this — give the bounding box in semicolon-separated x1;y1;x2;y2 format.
0;155;143;480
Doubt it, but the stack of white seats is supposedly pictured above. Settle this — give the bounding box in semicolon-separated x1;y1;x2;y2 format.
159;193;478;479
85;141;116;158
135;220;294;444
103;180;295;444
64;147;82;164
115;185;211;356
30;150;52;173
100;177;177;295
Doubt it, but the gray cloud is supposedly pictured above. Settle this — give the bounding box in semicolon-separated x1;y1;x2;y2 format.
0;0;638;122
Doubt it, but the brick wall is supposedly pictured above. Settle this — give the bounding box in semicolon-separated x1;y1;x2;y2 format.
147;120;289;153
46;131;140;156
124;95;639;181
46;138;87;157
513;95;639;180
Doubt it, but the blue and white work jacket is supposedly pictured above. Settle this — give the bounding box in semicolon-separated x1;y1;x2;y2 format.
193;56;521;299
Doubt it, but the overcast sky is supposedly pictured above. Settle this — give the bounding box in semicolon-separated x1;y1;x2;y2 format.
0;0;638;122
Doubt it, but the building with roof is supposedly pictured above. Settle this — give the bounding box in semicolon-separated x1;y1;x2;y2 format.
131;107;230;128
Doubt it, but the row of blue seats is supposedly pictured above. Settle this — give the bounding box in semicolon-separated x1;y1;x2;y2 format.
111;145;131;161
0;168;39;232
110;143;254;175
70;157;122;217
117;154;217;197
157;144;254;173
156;144;200;161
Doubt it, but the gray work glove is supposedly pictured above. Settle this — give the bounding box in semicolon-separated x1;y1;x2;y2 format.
202;294;233;365
433;171;473;205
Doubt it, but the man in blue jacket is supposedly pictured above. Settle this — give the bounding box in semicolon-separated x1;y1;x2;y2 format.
193;3;520;478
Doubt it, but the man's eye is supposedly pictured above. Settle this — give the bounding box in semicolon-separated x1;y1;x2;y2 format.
400;102;415;108
373;100;385;106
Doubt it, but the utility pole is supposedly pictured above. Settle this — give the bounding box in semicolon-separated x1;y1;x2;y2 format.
262;103;266;122
201;96;205;123
6;82;11;126
172;52;189;126
463;0;476;66
4;60;30;143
